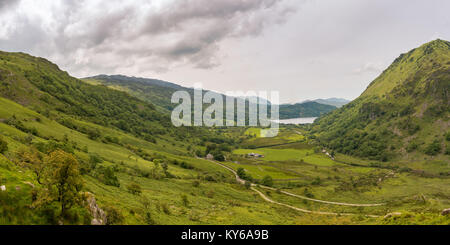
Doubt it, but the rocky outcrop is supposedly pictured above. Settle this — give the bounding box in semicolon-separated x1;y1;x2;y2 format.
85;192;107;225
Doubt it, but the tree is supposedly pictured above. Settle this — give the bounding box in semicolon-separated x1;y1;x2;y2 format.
0;136;8;154
41;150;84;216
237;168;246;179
212;150;225;161
17;148;44;184
237;168;253;182
261;175;273;187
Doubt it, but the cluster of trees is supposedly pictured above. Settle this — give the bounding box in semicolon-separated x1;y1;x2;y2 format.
204;143;232;162
17;149;84;219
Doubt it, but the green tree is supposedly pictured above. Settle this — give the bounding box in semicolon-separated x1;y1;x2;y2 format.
261;175;274;187
40;150;84;216
17;148;44;184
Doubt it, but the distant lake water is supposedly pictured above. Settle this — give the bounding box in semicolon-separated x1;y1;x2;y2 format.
272;117;318;125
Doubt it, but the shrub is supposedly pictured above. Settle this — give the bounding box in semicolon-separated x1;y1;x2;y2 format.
311;177;322;185
180;161;193;169
206;190;215;198
181;195;189;207
237;168;253;182
406;142;419;152
161;202;170;215
0;136;8;154
261;175;273;187
192;180;200;187
104;206;124;225
127;183;142;195
95;166;120;187
424;140;442;156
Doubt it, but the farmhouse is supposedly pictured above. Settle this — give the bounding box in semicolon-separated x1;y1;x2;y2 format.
247;153;264;158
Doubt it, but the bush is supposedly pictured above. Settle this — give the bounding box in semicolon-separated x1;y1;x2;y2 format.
406;142;419;152
127;183;142;195
180;161;193;169
95;166;120;187
104;206;124;225
181;195;189;207
311;177;322;185
237;168;253;182
0;136;8;154
192;180;200;187
261;175;273;187
424;140;442;156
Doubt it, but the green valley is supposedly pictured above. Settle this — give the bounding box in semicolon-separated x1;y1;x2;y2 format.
0;40;449;226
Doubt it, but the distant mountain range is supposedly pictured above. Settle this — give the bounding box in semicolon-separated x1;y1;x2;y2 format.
302;98;350;108
83;75;343;119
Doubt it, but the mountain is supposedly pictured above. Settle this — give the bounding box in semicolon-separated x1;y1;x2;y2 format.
83;75;186;113
311;39;450;162
279;102;336;119
84;75;336;120
310;98;350;108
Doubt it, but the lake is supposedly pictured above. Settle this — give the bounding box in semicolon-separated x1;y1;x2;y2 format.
272;117;318;125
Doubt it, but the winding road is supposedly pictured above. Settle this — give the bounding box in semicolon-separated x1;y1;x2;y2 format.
204;158;384;217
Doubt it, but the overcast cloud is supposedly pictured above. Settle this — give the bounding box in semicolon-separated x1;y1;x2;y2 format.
0;0;449;103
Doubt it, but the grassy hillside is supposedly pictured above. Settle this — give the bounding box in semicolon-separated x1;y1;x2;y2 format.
311;39;450;162
0;51;287;225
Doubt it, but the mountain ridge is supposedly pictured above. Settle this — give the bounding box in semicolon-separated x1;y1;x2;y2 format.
311;39;450;162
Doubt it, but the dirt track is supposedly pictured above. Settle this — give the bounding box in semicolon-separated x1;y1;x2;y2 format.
203;158;383;217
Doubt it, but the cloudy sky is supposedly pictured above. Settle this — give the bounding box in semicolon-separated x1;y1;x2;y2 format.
0;0;449;103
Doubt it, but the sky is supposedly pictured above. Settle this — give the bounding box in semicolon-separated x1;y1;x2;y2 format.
0;0;449;103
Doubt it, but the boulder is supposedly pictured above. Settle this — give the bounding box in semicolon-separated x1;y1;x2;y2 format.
442;208;450;216
383;212;402;219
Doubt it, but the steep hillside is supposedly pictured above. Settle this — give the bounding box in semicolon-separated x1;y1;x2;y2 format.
311;39;450;162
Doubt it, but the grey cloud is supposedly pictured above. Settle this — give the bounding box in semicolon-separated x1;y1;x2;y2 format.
0;0;295;75
0;0;20;12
